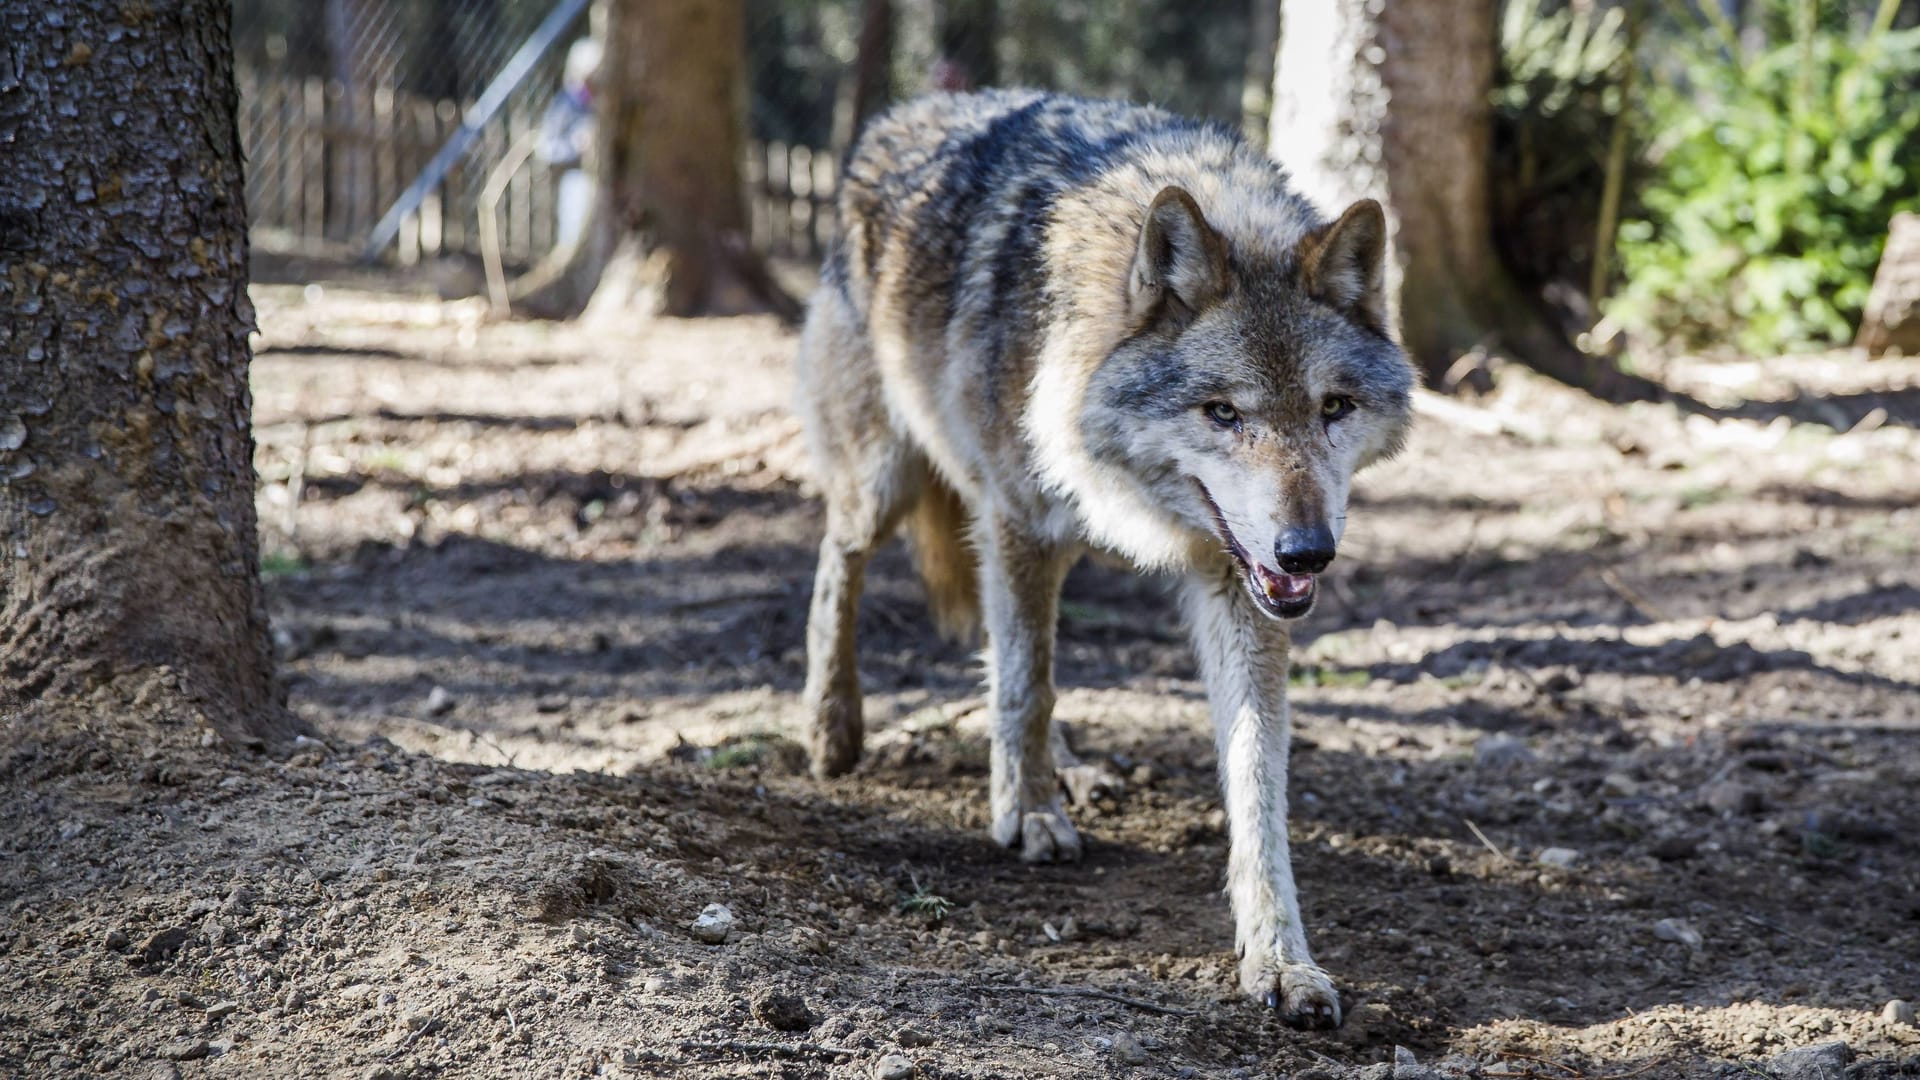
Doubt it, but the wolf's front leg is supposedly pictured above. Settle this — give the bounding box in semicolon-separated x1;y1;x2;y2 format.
1183;572;1341;1028
979;514;1079;862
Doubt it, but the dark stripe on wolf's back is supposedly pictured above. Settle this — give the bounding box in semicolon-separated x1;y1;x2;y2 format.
862;96;1050;374
915;96;1050;313
915;95;1222;418
978;110;1219;418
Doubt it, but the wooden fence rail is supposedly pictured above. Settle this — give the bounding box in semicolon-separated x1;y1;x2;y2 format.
237;69;835;267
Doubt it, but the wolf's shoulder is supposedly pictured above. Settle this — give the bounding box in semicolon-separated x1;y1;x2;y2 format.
845;91;1242;189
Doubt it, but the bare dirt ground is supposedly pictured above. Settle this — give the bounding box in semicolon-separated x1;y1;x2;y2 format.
5;277;1920;1079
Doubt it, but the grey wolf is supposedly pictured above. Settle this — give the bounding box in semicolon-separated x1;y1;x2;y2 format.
793;90;1415;1027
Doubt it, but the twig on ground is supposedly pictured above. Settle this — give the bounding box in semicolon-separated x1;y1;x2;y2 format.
283;420;311;542
654;422;801;482
1742;911;1818;945
1487;1054;1667;1080
470;726;518;768
991;984;1199;1018
665;588;789;614
865;598;918;637
1594;1060;1669;1080
677;1039;858;1059
1599;567;1667;622
1412;389;1550;443
1498;1052;1583;1075
1464;818;1513;864
382;1012;441;1061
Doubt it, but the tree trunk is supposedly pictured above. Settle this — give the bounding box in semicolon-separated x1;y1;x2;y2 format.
1241;0;1279;151
0;0;294;747
936;0;999;89
583;0;794;320
1270;0;1657;400
832;0;896;162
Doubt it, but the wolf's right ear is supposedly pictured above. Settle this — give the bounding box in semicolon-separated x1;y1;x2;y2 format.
1299;199;1389;333
1129;186;1229;323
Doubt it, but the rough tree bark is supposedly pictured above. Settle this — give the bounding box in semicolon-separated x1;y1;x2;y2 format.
1270;0;1655;399
578;0;795;321
0;0;295;746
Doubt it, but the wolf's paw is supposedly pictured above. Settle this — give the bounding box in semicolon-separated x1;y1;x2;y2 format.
1057;761;1126;810
1241;957;1341;1030
990;804;1083;863
806;696;863;781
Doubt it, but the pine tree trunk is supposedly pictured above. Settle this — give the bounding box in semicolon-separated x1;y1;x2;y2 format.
1241;0;1279;150
0;0;294;747
832;0;896;161
585;0;794;320
1270;0;1657;400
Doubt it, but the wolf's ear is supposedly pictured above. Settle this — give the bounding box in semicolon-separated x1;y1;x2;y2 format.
1299;199;1388;333
1129;186;1229;322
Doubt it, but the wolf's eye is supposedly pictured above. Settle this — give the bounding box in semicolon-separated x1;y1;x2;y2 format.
1321;395;1356;422
1204;402;1240;427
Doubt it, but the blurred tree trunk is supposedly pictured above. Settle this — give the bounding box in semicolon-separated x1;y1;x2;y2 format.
577;0;794;320
833;0;896;160
1241;0;1278;150
937;0;998;89
1270;0;1655;399
0;0;295;747
325;0;376;244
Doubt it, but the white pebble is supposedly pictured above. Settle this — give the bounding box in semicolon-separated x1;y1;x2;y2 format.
689;903;734;944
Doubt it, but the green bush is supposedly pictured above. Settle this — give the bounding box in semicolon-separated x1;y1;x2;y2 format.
1492;0;1638;298
1610;3;1920;354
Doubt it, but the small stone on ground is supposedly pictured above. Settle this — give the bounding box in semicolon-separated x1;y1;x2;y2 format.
750;989;816;1032
689;903;734;944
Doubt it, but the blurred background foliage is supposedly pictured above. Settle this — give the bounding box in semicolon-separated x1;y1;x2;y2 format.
746;0;1252;149
1613;1;1920;353
233;0;1920;356
744;0;1918;356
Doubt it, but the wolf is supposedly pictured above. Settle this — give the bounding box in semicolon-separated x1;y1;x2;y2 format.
793;90;1415;1027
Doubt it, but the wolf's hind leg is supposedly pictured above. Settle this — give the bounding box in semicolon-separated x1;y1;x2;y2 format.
979;515;1080;862
804;490;915;778
797;298;923;780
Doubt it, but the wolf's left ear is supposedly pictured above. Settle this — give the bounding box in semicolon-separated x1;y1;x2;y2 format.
1129;186;1229;323
1299;199;1388;333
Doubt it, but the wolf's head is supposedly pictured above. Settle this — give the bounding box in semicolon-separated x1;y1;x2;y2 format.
1086;186;1415;620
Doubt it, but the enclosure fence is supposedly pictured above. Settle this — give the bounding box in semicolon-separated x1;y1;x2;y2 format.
231;0;1261;270
233;0;837;269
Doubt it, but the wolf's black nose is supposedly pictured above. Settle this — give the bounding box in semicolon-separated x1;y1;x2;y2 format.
1275;526;1335;574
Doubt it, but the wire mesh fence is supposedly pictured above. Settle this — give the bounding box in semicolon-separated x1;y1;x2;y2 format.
233;0;577;267
231;0;1259;270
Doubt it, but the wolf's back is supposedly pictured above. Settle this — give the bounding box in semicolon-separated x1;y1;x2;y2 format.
824;91;1238;325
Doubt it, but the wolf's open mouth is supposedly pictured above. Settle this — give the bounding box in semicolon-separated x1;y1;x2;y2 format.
1196;485;1316;620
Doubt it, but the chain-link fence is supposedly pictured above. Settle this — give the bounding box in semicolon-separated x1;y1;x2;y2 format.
231;0;1258;271
233;0;580;268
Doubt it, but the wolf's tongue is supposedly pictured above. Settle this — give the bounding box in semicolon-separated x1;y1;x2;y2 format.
1253;564;1314;601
